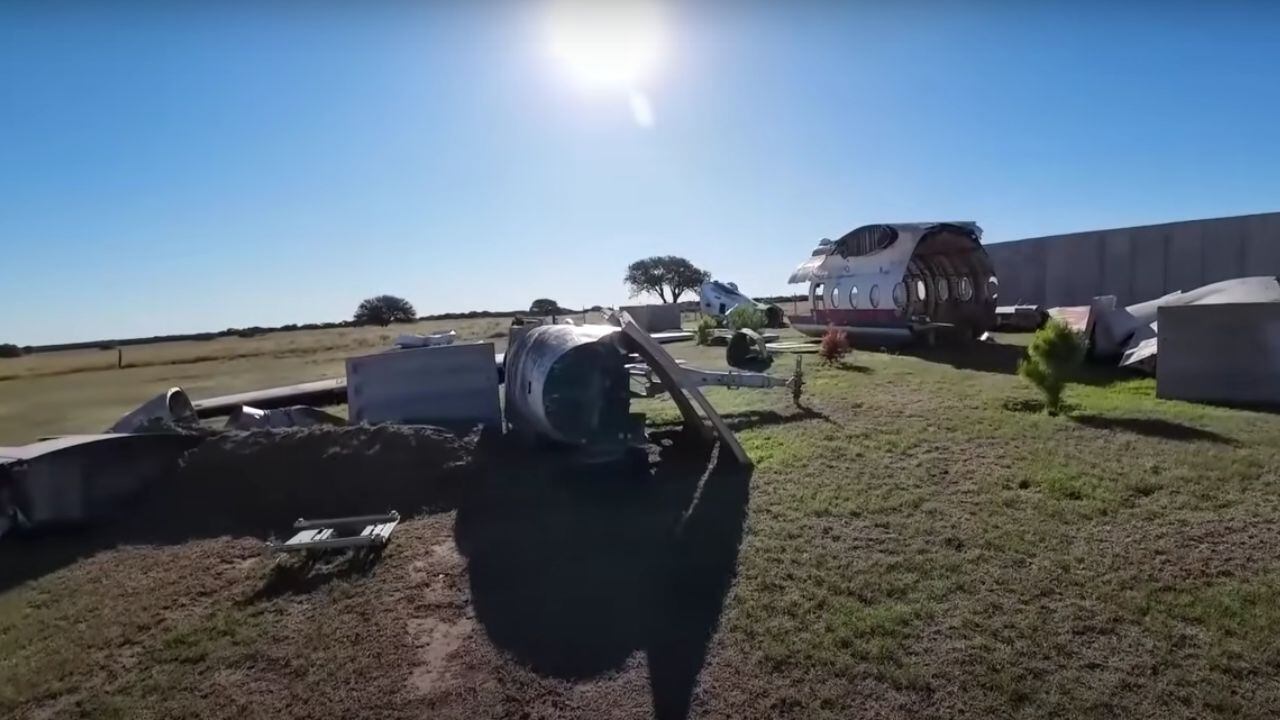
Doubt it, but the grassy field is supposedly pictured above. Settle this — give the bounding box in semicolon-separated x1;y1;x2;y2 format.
3;322;1280;719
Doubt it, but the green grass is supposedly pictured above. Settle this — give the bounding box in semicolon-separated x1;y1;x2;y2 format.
637;334;1280;717
5;326;1280;718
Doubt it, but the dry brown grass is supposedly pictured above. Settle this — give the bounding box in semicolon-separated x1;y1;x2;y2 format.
0;314;596;444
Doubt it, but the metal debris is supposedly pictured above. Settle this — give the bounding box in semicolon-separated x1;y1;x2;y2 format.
224;405;346;431
504;324;634;450
193;378;349;418
765;341;820;353
649;330;695;343
0;433;202;535
1156;302;1280;405
620;312;754;465
994;304;1048;331
393;329;456;348
109;387;198;433
726;329;769;368
698;280;786;328
268;511;401;555
1090;276;1280;373
346;343;502;428
707;328;779;346
619;303;682;332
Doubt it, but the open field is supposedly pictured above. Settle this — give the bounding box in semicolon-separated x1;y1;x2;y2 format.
4;324;1280;718
0;315;527;444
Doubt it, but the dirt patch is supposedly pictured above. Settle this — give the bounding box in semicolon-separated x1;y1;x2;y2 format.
407;616;476;695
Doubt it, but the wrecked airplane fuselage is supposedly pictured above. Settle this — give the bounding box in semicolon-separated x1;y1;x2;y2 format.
787;222;998;343
698;281;786;328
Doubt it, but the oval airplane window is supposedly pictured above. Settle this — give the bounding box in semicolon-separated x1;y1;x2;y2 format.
936;277;950;301
849;285;859;308
892;282;907;309
986;276;999;300
869;284;881;308
830;284;841;308
958;276;974;301
812;282;825;308
915;279;928;301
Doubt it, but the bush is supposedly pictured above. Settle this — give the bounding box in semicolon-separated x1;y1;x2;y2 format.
0;343;23;358
726;304;765;332
694;316;718;346
818;325;849;365
1017;319;1085;415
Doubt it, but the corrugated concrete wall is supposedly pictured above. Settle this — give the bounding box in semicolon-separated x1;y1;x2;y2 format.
986;212;1280;307
1157;303;1280;405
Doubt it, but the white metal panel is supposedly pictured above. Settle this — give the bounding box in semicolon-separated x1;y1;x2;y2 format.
346;343;501;427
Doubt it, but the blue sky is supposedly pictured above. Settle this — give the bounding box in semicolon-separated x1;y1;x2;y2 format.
2;1;1278;345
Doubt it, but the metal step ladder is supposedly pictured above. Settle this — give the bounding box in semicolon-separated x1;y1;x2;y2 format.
268;511;401;555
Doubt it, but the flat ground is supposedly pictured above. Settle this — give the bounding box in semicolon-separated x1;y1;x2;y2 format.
3;320;1280;719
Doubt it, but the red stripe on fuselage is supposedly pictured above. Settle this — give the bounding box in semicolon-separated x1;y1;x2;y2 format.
790;309;906;328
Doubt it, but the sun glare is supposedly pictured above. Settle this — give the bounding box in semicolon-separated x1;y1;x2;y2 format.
547;0;665;91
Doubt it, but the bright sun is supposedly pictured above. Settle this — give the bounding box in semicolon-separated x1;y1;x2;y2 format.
547;0;665;91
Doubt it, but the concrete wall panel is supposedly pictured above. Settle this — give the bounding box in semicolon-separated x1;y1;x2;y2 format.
1041;232;1105;307
984;212;1280;308
988;239;1045;305
1101;231;1134;305
1244;213;1280;272
1165;223;1205;291
1130;226;1168;303
1203;216;1247;284
1158;303;1280;405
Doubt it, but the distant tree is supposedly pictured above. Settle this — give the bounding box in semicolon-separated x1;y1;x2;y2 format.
624;256;711;303
529;298;565;315
0;343;23;358
354;295;417;326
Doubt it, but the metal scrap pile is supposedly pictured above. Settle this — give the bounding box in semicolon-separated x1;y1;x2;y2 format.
1;311;797;537
1044;276;1280;374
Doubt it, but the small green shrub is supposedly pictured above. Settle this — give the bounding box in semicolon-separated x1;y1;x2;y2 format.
1017;319;1085;415
694;316;718;346
726;304;765;332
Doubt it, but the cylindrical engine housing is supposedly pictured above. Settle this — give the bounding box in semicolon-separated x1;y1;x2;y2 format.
503;324;631;447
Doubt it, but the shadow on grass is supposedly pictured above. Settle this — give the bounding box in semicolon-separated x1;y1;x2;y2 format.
455;430;750;720
833;361;873;373
1001;398;1081;415
908;341;1025;376
0;425;478;594
247;547;386;601
726;357;774;373
1070;362;1150;388
721;404;839;430
1;426;742;720
1070;414;1238;445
